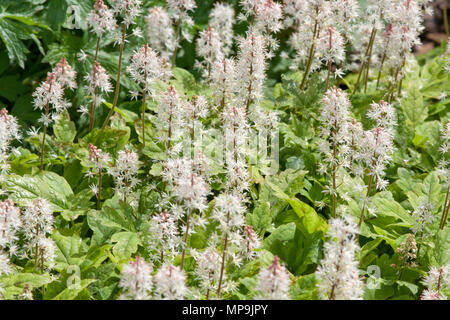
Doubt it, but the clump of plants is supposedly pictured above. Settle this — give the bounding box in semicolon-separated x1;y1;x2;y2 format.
0;0;448;300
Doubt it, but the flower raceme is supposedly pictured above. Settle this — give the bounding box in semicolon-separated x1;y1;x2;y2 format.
255;256;291;299
209;3;235;57
87;0;117;37
119;256;153;300
145;7;175;61
316;216;364;300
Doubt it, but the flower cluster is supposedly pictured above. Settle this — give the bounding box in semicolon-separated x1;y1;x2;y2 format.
84;62;112;107
0;200;21;259
316;216;364;300
22;198;56;270
107;146;140;205
145;7;176;61
112;0;142;28
127;44;171;98
119;256;153;300
0;109;21;182
209;3;235;56
420;264;450;300
147;211;181;264
196;26;224;79
255;256;291;299
32;72;70;127
87;0;117;37
396;233;417;267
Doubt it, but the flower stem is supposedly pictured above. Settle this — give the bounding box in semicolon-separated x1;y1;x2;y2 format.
364;29;377;93
180;210;191;270
172;19;181;68
40;99;50;171
358;174;374;228
217;210;230;298
97;168;102;210
300;16;319;91
439;186;449;230
353;27;376;94
102;24;126;129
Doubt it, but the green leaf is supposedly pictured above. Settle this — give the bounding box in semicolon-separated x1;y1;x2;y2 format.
396;281;418;295
54;110;76;143
290;274;318;300
264;222;296;248
52;232;85;271
4;171;74;211
372;197;415;227
52;279;96;300
267;181;327;235
111;232;140;260
0;273;52;299
246;202;272;236
81;127;130;156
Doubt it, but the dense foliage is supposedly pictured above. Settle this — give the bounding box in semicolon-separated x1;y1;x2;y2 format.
0;0;449;300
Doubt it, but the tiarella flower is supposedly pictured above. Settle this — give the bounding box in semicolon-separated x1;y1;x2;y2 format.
241;225;261;259
22;198;55;270
411;201;434;235
87;0;117;37
192;247;222;297
396;233;417;267
172;170;209;214
209;3;235;56
0;251;12;276
156;86;186;156
437;121;449;183
86;143;111;208
316;216;364;300
420;265;450;300
127;44;171;96
289;0;334;74
167;0;196;20
240;0;283;57
317;26;345;72
330;0;359;38
222;104;250;194
147;211;181;264
211;58;237;112
255;256;291;299
254;0;283;35
107;147;140;204
348;118;364;172
212;193;246;271
18;283;33;300
145;7;175;61
0;200;21;253
32;72;69;126
52;57;77;90
367;100;396;133
212;194;246;241
195;26;224;79
182;95;208;153
36;237;56;270
154;264;187;300
22;198;54;244
282;0;306;28
318;87;351;214
119;256;153;300
112;0;142;28
236;32;267;113
84;62;112;107
0;109;21;181
87;143;112;173
360;127;394;190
